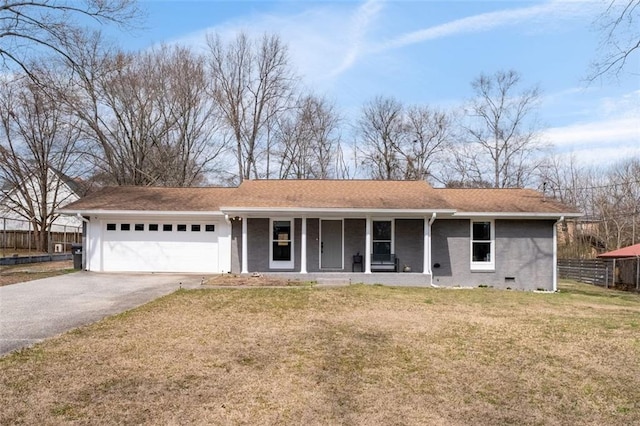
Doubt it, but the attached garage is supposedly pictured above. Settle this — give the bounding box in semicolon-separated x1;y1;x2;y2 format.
97;219;229;273
59;185;237;274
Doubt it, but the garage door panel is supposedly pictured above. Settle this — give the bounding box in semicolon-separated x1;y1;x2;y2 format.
101;220;225;273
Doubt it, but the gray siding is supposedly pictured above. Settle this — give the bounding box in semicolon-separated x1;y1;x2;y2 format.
395;219;424;273
247;218;269;272
344;219;366;272
306;219;321;272
246;218;302;273
231;220;242;273
431;219;555;290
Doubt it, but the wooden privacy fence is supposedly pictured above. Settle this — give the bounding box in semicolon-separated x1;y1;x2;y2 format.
559;258;640;291
1;229;81;254
558;259;611;287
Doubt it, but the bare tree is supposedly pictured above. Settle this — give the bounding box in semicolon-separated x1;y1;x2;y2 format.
357;96;454;182
590;0;640;80
0;72;82;251
539;155;640;257
0;0;139;81
62;42;225;186
274;94;341;179
357;96;404;180
396;105;452;181
458;70;546;188
206;32;295;182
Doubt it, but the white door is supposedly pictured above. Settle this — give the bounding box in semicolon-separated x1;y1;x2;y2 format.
101;221;225;273
321;219;343;269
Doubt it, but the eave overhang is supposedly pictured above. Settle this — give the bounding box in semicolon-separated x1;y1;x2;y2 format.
452;211;583;220
219;207;457;218
57;209;225;217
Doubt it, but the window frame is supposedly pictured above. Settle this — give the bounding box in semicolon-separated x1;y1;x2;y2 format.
470;219;495;271
371;219;394;256
269;218;294;269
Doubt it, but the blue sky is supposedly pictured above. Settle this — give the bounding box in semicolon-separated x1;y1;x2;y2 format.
125;0;638;166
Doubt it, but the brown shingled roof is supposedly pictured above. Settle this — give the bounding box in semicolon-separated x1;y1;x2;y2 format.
223;180;453;210
436;188;577;214
60;186;235;211
59;181;579;216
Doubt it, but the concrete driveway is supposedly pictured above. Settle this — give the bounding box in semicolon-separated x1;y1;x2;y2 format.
0;271;203;356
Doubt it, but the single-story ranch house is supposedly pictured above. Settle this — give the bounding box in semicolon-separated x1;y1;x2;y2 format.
59;180;581;290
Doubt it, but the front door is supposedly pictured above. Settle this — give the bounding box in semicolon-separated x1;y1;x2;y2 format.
321;219;343;269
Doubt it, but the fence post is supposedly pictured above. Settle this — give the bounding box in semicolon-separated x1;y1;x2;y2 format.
636;256;640;292
578;259;582;282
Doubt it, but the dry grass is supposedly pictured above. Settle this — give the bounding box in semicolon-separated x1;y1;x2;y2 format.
0;260;74;286
1;280;640;425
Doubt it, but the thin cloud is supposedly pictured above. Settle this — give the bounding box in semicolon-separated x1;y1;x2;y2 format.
378;1;595;51
546;116;639;147
329;0;384;77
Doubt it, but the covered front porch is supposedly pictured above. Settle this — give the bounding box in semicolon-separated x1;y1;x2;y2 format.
226;211;450;281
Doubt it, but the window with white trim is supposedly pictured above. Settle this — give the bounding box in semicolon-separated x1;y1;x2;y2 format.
372;220;393;256
270;219;294;269
471;220;495;271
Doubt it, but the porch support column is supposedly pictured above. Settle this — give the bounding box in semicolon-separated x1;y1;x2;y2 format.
241;216;248;274
365;215;372;273
300;217;307;273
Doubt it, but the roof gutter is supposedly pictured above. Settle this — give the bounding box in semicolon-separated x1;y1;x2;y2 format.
58;209;225;217
219;207;457;216
454;212;582;219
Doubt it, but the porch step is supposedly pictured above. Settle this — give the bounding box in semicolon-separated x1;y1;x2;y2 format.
314;277;351;287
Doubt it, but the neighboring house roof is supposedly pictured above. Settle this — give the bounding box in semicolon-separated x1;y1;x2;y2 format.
437;188;577;215
597;243;640;258
58;180;581;218
59;186;236;212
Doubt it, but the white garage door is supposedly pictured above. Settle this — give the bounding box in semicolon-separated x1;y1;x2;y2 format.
101;221;224;273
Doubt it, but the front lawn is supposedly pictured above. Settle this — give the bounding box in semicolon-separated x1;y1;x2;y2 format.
1;280;639;424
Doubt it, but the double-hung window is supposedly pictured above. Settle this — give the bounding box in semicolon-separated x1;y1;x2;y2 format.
270;219;294;269
372;220;393;262
471;220;495;271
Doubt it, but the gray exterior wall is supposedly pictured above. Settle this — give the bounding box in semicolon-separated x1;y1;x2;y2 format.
231;220;242;273
246;218;302;273
395;219;424;273
239;216;555;290
344;219;366;271
431;219;555;290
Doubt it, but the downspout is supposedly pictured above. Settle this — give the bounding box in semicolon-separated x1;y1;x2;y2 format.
427;212;437;287
553;216;564;292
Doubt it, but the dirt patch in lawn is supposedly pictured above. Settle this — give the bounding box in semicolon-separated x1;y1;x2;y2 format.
0;260;74;286
1;280;640;425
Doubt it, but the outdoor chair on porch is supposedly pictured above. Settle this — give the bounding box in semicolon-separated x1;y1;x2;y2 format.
352;253;363;272
371;253;399;272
